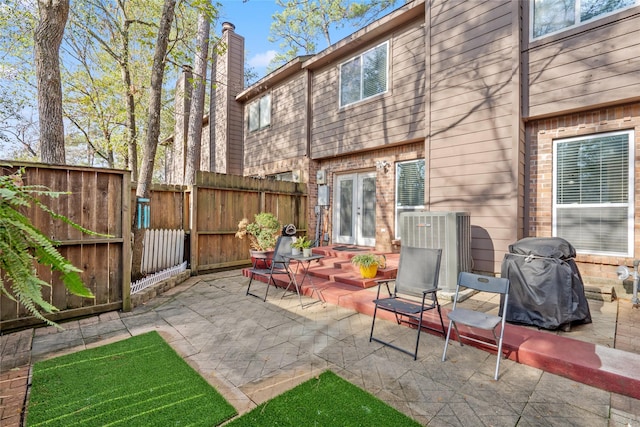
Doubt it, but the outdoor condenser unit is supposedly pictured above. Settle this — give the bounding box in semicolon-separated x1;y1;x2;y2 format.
400;211;472;294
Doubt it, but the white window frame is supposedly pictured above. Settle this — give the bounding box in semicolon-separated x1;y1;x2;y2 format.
248;93;271;132
530;0;639;41
395;159;425;239
339;41;389;108
552;130;634;257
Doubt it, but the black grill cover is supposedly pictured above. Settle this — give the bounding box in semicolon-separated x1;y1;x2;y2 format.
509;236;576;259
501;238;591;330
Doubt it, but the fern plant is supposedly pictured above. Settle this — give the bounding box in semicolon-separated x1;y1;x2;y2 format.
0;168;96;327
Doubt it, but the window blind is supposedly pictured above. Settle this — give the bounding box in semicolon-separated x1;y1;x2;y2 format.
554;131;632;255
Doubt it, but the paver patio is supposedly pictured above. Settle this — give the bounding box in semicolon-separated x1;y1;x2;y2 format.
2;269;640;426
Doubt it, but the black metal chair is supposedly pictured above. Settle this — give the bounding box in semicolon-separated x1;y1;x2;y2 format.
246;236;294;301
369;247;444;360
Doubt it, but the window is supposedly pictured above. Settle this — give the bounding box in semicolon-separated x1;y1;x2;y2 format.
553;130;634;256
248;93;271;132
395;160;425;238
531;0;638;39
339;41;388;107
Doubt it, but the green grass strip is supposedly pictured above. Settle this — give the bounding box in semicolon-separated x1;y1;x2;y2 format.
227;370;421;426
26;331;236;427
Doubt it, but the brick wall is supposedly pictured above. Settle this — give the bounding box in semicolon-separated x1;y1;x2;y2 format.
528;101;640;282
315;140;424;252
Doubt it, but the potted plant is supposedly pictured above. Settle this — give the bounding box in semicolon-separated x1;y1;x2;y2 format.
236;213;281;267
292;235;313;257
350;253;386;279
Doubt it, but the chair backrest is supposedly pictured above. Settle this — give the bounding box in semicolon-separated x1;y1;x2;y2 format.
395;247;442;297
272;236;294;263
457;272;509;295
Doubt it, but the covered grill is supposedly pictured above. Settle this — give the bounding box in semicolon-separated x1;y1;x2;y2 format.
500;237;591;330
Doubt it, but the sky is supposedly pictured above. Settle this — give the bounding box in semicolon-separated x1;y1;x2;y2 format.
216;0;389;79
216;1;283;78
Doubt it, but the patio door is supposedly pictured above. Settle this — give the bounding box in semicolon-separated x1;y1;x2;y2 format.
333;172;376;246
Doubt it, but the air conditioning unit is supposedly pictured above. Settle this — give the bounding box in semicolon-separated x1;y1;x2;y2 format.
400;211;472;294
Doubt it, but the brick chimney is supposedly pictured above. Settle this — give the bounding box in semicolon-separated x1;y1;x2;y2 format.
167;64;193;184
206;22;245;175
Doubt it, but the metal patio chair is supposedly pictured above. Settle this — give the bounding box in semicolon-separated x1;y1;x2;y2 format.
442;272;511;380
246;235;294;301
369;247;445;360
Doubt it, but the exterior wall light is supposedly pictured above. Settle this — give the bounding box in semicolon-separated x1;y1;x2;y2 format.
376;160;390;173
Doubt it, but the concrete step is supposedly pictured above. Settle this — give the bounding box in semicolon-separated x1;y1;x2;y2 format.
583;284;617;302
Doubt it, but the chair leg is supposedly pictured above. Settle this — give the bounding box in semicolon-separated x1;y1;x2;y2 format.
493;328;505;381
246;274;255;296
369;304;379;342
413;314;423;360
442;320;454;362
246;272;270;302
262;276;271;302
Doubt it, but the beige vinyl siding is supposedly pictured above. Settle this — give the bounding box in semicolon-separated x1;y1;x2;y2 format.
428;0;518;273
527;10;640;118
244;73;308;170
310;18;426;159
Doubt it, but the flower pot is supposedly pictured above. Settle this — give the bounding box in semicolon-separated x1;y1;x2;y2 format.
250;250;274;268
292;247;301;256
303;248;312;257
359;264;378;279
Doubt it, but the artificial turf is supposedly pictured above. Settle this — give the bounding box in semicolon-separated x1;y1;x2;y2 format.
226;370;422;426
26;331;237;426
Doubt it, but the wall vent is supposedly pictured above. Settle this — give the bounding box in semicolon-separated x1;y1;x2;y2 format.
400;211;472;293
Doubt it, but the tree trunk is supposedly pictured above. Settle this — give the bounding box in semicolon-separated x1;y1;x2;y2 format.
132;0;177;279
122;19;138;182
34;0;69;165
183;13;210;185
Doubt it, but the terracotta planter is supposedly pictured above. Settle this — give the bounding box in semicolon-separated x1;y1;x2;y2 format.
250;250;274;268
359;265;378;279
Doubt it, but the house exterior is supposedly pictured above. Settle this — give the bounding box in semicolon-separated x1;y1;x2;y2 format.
181;0;640;285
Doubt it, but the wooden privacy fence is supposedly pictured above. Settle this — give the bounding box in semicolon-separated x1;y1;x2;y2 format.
131;172;307;274
0;163;131;332
1;166;307;331
188;172;308;274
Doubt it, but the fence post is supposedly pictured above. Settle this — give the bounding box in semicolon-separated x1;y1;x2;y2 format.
121;172;132;312
190;184;198;274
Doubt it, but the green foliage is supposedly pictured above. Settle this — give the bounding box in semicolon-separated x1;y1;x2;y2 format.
292;235;312;249
350;252;385;268
268;0;398;70
0;168;96;326
1;0;221;177
235;212;281;251
27;331;237;426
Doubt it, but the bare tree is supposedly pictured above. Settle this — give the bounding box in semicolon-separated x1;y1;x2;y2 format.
183;13;210;185
132;0;177;278
34;0;69;164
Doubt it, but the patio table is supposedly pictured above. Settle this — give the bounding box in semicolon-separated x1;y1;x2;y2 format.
282;254;326;308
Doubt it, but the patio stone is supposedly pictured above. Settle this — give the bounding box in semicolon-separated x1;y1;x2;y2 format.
3;269;640;426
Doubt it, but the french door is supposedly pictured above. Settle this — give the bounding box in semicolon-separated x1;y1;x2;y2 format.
333;172;376;246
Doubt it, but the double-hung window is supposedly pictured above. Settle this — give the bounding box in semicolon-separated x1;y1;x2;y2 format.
553;130;634;256
339;41;388;107
248;93;271;132
531;0;639;39
395;160;425;238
